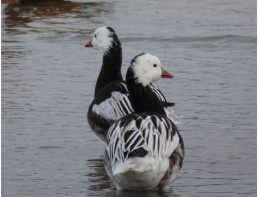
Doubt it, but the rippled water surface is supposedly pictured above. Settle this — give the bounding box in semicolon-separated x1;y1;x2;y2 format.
2;0;256;196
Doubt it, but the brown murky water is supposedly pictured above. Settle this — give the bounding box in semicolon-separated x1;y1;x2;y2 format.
2;0;256;196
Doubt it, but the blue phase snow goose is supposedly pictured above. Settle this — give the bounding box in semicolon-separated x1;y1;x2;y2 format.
85;27;178;141
104;53;184;191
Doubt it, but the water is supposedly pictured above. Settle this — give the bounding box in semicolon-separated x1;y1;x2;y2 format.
2;0;256;196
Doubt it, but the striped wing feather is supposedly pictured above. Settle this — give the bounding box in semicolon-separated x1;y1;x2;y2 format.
92;82;134;121
149;84;179;124
91;82;178;125
92;91;134;121
107;114;180;165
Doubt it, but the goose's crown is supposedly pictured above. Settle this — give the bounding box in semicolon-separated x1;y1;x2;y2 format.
88;26;118;53
130;53;173;86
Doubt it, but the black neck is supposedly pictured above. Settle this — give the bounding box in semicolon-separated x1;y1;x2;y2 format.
94;40;123;97
126;68;166;115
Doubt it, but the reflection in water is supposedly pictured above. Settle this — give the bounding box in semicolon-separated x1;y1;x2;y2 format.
3;0;82;28
86;158;179;197
3;0;110;29
86;158;115;191
106;190;179;197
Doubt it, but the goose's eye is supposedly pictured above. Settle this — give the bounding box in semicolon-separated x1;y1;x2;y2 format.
153;64;157;68
94;34;97;38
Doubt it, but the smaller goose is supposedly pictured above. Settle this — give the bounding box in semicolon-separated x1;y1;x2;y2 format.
104;53;184;191
85;27;132;141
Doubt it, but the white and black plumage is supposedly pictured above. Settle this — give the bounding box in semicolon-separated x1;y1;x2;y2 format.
85;27;178;141
104;53;184;191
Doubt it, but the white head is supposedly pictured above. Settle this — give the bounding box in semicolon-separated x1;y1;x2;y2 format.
85;26;118;53
130;53;173;86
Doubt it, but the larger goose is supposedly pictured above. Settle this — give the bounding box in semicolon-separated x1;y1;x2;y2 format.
104;53;184;191
85;27;177;141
